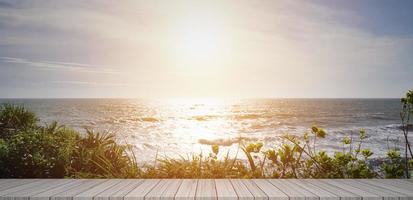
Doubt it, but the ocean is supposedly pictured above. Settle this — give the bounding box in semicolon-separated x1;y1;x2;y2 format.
0;98;407;162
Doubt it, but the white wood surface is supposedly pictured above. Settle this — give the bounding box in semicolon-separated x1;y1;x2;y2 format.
32;179;84;200
238;180;268;200
74;179;121;200
358;179;413;199
0;179;37;192
0;179;411;200
175;179;197;200
1;179;71;200
287;179;339;200
339;179;406;200
98;179;144;200
51;179;107;200
252;179;288;200
303;179;361;200
229;179;253;200
320;179;380;200
146;179;182;200
195;179;216;200
268;179;318;200
215;179;237;200
124;179;160;200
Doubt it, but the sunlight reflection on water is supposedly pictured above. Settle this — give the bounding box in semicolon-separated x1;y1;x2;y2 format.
0;98;405;161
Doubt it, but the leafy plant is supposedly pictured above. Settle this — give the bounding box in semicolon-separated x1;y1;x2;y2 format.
400;90;413;177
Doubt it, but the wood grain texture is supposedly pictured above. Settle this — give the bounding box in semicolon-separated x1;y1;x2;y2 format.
238;180;268;200
51;179;107;200
1;179;71;200
303;179;361;200
338;179;407;200
95;179;143;200
196;179;216;200
268;179;318;200
175;179;198;200
74;179;122;200
32;179;86;200
215;179;237;200
124;179;161;200
252;179;288;200
358;179;413;199
320;179;380;200
0;179;411;200
0;179;37;192
146;179;182;200
287;179;339;200
0;179;49;196
229;179;253;200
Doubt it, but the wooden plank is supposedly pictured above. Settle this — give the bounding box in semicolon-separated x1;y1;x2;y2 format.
175;179;198;200
195;179;216;200
1;179;71;200
320;179;380;200
0;180;37;192
230;179;253;200
0;180;20;188
51;179;107;200
215;179;237;200
338;179;407;200
238;180;268;200
124;179;160;200
74;179;122;200
94;179;143;200
0;179;50;196
358;179;413;199
287;179;339;200
146;179;182;200
0;179;411;200
160;179;183;200
389;179;413;190
252;179;288;200
32;180;87;200
303;180;361;200
267;179;318;200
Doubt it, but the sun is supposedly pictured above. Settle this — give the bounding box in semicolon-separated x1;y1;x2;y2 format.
181;28;218;62
168;23;228;67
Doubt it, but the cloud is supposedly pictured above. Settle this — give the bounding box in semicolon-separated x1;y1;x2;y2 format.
0;56;119;74
50;80;137;87
0;1;13;8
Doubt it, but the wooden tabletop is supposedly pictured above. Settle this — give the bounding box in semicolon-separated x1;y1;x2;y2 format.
0;179;412;200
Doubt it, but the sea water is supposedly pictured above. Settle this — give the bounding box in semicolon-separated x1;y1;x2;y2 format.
0;98;407;162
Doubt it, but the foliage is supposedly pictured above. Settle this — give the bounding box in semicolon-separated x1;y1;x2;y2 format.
0;104;38;138
0;104;139;178
0;122;77;178
259;127;376;178
0;96;412;178
70;129;140;178
400;89;413;177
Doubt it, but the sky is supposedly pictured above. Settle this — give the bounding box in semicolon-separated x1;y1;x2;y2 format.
0;0;412;98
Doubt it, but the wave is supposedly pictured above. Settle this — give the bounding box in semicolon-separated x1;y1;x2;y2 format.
198;136;259;146
233;113;261;120
191;115;219;121
140;117;160;122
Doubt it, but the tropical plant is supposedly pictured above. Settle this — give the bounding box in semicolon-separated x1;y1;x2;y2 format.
400;89;413;177
69;129;140;178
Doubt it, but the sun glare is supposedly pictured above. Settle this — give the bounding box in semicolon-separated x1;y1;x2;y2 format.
168;19;229;67
181;28;219;62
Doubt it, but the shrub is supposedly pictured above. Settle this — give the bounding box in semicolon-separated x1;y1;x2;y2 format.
0;122;77;178
0;104;38;139
69;129;140;178
0;104;139;178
